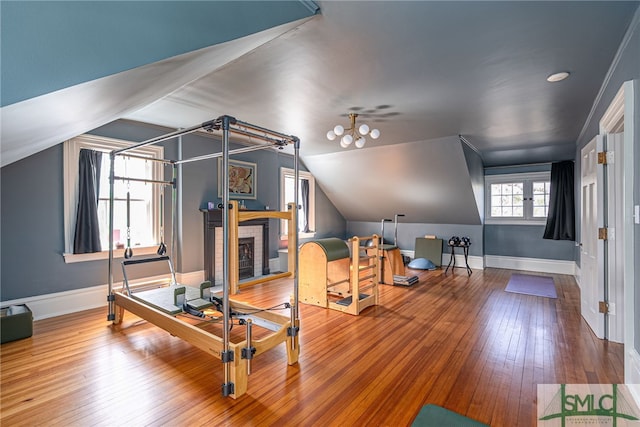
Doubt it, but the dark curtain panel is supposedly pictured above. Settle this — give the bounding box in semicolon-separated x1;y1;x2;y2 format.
300;179;310;232
543;160;575;241
73;149;103;253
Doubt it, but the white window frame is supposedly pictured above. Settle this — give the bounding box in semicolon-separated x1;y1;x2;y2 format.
63;134;164;263
280;167;316;239
484;171;551;225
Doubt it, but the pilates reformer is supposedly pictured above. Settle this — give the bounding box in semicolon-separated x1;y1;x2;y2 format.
107;115;301;398
299;235;380;315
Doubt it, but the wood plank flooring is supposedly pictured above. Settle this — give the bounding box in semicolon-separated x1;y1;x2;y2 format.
1;267;624;426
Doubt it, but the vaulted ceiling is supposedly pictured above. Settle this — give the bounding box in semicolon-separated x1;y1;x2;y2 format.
2;1;638;224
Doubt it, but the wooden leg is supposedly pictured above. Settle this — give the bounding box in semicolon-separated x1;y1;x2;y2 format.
286;322;300;365
229;347;248;398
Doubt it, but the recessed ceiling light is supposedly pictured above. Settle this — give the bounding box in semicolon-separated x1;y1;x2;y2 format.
547;71;570;82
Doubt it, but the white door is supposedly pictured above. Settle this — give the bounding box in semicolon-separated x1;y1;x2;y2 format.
580;136;605;339
606;132;624;343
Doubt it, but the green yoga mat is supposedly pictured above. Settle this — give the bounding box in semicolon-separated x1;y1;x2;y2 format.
412;404;488;427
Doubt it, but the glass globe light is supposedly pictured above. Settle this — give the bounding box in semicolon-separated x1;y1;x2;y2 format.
327;130;336;140
334;125;344;136
358;123;370;135
355;136;366;148
340;139;349;148
370;128;380;139
341;134;353;146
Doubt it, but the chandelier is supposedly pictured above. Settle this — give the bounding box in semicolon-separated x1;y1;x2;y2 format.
326;113;380;148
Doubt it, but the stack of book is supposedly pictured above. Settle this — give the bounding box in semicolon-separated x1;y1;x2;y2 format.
393;275;419;286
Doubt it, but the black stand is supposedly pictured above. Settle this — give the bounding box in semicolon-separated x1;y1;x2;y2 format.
445;243;472;276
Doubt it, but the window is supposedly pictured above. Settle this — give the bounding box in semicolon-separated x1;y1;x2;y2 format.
280;167;315;239
63;135;164;262
485;172;551;224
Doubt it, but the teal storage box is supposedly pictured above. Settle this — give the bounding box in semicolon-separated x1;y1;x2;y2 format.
1;304;33;344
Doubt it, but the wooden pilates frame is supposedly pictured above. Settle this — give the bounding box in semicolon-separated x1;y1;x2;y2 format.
299;235;380;315
228;200;298;294
106;115;302;398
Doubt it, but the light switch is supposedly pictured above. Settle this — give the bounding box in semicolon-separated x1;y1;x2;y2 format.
635;205;640;224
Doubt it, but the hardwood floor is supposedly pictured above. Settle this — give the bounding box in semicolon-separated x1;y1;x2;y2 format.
1;268;624;426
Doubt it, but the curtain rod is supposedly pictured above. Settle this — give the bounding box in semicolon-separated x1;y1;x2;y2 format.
484;161;553;170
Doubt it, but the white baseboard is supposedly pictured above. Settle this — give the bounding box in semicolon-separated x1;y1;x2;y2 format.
1;270;205;321
574;265;581;287
2;284;109;321
401;250;484;271
628;349;640;406
484;255;576;275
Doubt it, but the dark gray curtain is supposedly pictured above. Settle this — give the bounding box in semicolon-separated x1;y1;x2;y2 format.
73;149;103;253
543;160;575;241
300;179;310;232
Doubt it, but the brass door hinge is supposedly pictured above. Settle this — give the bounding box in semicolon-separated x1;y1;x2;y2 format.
597;151;607;164
598;227;608;240
599;301;609;314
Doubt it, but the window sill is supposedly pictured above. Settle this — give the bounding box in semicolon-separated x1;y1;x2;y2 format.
63;246;159;264
484;219;547;226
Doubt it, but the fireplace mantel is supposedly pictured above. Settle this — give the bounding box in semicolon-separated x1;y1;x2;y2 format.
201;209;270;284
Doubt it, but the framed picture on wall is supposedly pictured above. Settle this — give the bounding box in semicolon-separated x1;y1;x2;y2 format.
217;158;257;199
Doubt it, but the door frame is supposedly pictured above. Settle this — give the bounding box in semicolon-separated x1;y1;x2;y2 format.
579;136;605;339
600;81;638;392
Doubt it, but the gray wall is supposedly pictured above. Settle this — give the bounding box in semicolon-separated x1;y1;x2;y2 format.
1;120;346;301
462;143;485;223
347;221;483;258
484;225;575;260
482;164;576;261
574;10;639;352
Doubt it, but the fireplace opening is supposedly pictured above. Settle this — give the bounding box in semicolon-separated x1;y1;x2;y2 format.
238;237;255;280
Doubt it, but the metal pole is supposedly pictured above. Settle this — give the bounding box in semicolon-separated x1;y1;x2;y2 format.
174;143;276;165
221;115;234;396
394;214;405;247
176;135;183;275
171;163;178;276
112;176;174;186
245;319;253;376
380;218;391;245
234;118;297;141
114;153;174;164
112;122;206;155
290;137;301;350
107;152;115;321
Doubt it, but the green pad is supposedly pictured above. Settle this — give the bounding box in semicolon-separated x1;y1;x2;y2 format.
308;238;350;261
132;285;211;315
414;238;443;267
335;293;369;306
412;404;488;427
1;305;33;344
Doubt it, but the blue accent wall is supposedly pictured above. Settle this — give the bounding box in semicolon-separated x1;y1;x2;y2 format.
1;1;316;106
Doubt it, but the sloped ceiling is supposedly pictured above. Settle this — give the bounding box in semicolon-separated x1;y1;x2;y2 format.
1;1;638;225
304;136;483;224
